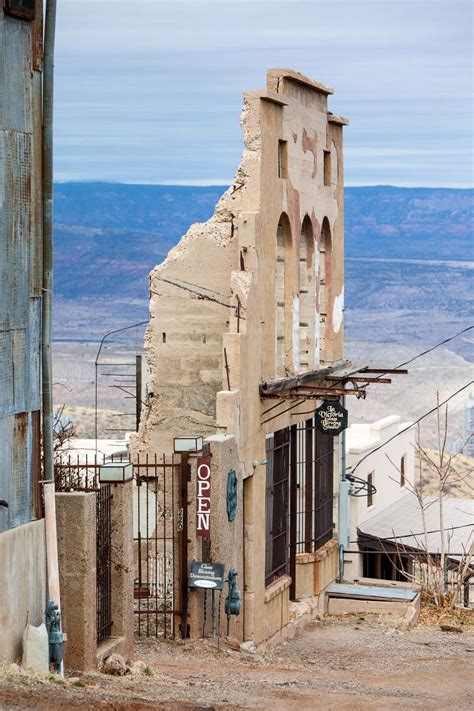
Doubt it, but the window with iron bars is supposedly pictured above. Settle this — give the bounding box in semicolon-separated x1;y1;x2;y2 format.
265;418;335;588
265;428;290;587
294;417;334;553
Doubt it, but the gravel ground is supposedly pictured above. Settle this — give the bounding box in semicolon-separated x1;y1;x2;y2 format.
0;617;473;710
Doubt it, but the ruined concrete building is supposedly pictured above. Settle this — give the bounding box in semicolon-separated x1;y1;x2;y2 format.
135;69;350;645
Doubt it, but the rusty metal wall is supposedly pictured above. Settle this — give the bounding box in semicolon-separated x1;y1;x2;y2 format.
0;6;43;533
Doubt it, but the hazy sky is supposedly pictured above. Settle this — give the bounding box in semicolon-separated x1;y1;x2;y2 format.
55;0;473;187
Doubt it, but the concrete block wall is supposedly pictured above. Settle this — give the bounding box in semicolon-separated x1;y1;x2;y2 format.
56;492;97;671
0;519;46;664
56;484;134;671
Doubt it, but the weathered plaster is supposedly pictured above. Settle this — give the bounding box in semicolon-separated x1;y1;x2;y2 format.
332;286;344;334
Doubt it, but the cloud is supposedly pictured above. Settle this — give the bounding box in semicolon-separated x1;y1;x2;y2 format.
54;0;473;186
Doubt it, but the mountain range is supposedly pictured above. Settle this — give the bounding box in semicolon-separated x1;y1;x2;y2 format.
53;183;473;301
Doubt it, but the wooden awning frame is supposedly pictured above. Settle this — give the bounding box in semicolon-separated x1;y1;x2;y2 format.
259;361;408;400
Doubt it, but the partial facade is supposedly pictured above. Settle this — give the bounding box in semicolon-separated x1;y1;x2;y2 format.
0;1;46;663
135;69;349;645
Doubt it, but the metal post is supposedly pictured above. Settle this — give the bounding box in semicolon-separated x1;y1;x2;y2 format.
338;395;349;581
180;454;189;639
42;0;57;490
93;321;147;450
136;355;142;431
211;589;217;638
289;424;297;601
41;0;64;676
304;419;313;552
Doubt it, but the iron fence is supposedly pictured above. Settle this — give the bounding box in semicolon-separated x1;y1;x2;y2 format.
96;485;113;642
55;452;187;640
133;454;185;639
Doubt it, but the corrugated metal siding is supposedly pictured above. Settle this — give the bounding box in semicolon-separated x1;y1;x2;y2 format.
1;16;32;133
0;410;39;532
0;8;43;532
31;3;43;71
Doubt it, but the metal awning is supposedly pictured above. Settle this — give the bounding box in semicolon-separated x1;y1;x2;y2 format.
357;493;474;564
259;360;408;399
327;582;418;602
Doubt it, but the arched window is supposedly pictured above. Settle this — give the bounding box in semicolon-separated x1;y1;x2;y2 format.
319;217;332;365
275;214;293;376
299;216;315;371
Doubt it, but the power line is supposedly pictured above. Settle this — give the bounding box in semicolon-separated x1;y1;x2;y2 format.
350;380;474;476
396;325;473;369
357;325;473;392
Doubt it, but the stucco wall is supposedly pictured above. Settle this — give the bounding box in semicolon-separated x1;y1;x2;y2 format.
187;435;244;640
0;519;46;664
345;416;416;579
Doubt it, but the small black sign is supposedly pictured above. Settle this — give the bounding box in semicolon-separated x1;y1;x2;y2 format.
188;561;225;590
315;401;348;436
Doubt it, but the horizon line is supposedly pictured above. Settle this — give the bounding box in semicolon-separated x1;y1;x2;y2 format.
54;179;474;190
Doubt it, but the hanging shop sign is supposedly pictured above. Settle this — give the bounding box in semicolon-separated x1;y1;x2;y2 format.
315;400;348;435
188;561;225;589
196;457;211;537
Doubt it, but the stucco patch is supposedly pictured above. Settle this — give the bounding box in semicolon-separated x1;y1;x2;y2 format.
332;287;344;334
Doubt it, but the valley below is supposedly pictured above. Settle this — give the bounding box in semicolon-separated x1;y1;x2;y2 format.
51;184;473;452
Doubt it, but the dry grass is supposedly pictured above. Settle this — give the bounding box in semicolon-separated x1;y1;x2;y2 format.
418;595;474;627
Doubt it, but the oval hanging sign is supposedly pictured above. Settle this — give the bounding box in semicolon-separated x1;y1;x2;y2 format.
315;401;348;435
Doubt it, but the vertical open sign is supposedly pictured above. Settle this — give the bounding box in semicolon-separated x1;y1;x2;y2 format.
196;457;211;537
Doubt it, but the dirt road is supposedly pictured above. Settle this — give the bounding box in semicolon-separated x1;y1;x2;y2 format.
0;618;472;710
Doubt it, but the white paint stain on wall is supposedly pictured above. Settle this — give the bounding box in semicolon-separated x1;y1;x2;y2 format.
292;294;300;373
332;286;344;334
314;247;321;368
314;306;320;369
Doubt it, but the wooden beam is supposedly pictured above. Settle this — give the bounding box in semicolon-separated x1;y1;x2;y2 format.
361;368;408;375
262;387;366;399
326;376;392;384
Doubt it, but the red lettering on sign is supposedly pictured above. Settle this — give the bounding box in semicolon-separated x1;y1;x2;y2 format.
196;457;211;537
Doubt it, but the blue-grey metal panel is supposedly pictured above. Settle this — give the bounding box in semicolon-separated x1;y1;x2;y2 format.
0;130;33;330
0;330;14;415
26;297;41;411
327;582;417;602
0;16;32;133
0;415;14;532
0;9;41;534
0;411;38;532
0;317;40;418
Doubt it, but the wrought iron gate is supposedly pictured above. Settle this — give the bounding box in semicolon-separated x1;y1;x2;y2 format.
56;452;188;641
96;484;113;642
133;454;187;639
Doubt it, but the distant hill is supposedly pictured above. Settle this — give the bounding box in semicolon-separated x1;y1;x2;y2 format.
345;186;473;260
53;183;473;300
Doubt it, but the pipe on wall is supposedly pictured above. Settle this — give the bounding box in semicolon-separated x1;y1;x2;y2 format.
41;0;60;609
